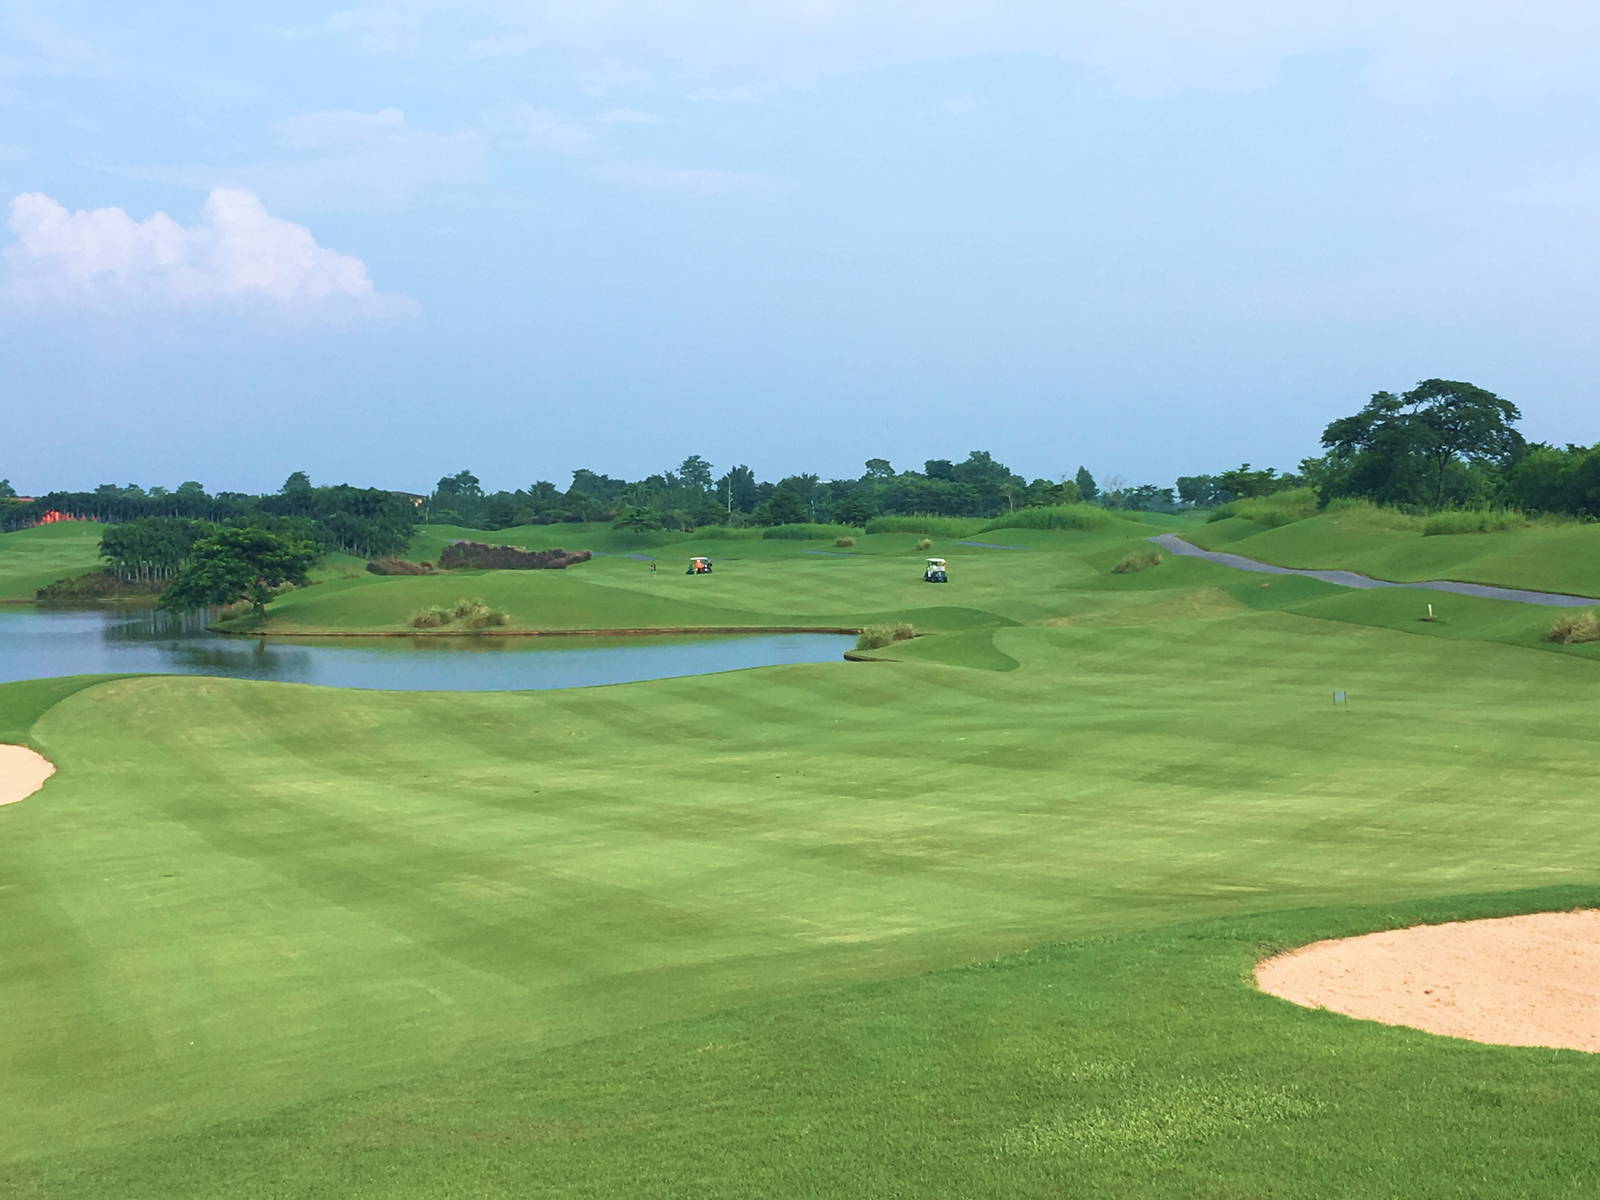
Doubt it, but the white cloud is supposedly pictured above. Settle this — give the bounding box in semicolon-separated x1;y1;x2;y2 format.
3;189;415;319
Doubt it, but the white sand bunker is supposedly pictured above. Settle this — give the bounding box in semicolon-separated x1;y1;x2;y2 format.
0;744;55;807
1257;911;1600;1053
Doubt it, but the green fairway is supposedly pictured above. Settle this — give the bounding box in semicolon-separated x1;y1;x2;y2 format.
4;518;1599;1195
0;522;105;602
1187;507;1600;598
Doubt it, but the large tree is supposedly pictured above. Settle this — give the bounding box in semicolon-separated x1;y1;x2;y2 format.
158;526;322;618
1321;379;1523;506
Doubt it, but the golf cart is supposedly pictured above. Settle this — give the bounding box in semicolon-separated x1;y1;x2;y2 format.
687;556;714;575
923;557;948;584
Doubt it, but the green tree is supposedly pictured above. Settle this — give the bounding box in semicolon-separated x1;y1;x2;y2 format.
1321;379;1523;506
1074;466;1098;504
0;479;16;499
158;526;322;618
1216;463;1284;500
676;455;714;492
281;471;312;494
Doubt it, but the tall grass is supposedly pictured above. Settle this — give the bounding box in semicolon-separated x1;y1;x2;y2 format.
1112;548;1163;574
981;504;1115;532
864;516;987;537
1547;611;1600;644
761;523;862;541
1423;507;1528;536
692;526;763;541
855;622;916;650
1206;488;1319;527
411;597;511;630
1322;497;1427;532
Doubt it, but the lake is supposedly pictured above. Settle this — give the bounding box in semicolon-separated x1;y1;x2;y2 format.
0;608;856;692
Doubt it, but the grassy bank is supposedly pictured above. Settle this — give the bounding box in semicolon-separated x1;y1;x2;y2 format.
3;510;1599;1195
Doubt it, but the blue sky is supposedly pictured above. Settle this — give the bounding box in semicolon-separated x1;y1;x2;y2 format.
4;1;1598;495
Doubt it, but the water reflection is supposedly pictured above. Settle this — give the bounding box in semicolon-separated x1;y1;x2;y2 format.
0;607;853;691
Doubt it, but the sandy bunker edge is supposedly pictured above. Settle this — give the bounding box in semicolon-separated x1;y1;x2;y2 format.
0;744;56;807
1256;910;1600;1053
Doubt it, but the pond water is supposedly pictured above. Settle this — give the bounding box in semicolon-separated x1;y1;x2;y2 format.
0;608;855;692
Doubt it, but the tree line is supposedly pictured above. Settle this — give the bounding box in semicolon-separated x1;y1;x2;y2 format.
1;475;415;558
422;454;1187;532
1196;378;1600;517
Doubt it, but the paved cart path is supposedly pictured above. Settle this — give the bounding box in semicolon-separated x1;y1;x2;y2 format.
1148;533;1599;607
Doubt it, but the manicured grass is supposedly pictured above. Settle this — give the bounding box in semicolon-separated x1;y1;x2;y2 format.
0;522;106;602
1186;508;1600;597
4;515;1600;1195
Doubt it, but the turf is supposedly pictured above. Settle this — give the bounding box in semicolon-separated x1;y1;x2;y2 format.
1186;509;1600;598
0;522;106;602
3;516;1600;1195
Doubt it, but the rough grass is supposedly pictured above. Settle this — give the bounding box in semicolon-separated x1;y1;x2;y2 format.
366;557;433;575
982;504;1115;532
760;523;861;541
864;516;987;537
834;536;855;547
854;621;915;649
914;537;933;551
1547;610;1600;643
1206;487;1320;527
1111;548;1163;574
1423;507;1528;536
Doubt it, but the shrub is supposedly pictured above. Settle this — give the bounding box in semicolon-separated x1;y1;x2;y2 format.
439;542;592;570
1547;611;1600;644
366;557;432;575
864;516;986;536
1112;549;1163;574
216;600;255;622
1207;488;1319;527
834;536;856;547
915;537;933;551
983;504;1114;532
855;622;917;651
760;523;862;541
411;605;453;629
35;572;158;601
466;608;511;629
1423;507;1527;536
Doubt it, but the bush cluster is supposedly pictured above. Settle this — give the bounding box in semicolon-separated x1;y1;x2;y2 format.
855;622;917;651
36;572;160;601
1112;549;1164;574
1547;611;1600;644
366;557;434;575
438;542;592;570
411;597;513;630
915;537;933;551
834;536;856;547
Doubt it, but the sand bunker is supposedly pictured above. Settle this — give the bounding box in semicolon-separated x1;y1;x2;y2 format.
1257;911;1600;1052
0;745;55;807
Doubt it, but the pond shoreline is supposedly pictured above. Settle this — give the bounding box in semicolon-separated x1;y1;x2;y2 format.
210;624;863;639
